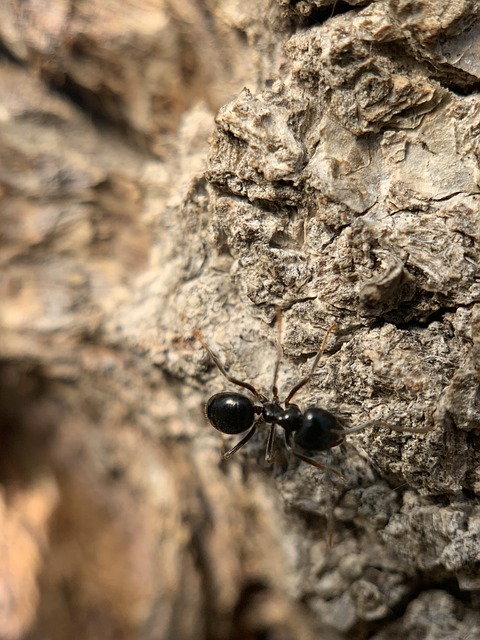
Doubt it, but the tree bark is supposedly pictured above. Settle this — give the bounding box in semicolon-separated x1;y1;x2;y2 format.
1;1;479;640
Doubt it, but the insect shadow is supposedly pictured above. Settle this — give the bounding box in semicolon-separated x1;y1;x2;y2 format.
195;312;418;480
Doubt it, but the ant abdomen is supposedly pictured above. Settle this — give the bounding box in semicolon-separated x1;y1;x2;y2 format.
206;392;257;434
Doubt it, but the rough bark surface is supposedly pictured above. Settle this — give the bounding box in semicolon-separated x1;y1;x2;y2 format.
0;1;479;640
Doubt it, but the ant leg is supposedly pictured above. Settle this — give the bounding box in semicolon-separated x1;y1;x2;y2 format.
326;501;335;548
223;424;257;458
265;424;276;464
323;451;336;548
283;431;344;479
291;450;345;480
271;309;283;402
284;323;337;406
194;330;263;400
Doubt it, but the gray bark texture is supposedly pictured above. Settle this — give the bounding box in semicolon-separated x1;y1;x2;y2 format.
1;1;479;639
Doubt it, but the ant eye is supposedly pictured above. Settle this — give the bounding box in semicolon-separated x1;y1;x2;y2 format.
206;392;256;434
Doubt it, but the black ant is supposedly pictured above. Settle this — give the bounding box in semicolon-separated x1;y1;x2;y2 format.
196;312;380;479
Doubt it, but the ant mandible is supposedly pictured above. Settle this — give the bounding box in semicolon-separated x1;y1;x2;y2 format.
196;311;377;478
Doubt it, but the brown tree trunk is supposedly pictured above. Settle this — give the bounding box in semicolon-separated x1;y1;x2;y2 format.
1;2;479;639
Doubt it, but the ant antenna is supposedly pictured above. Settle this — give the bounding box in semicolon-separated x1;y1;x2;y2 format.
271;309;283;402
193;329;263;400
284;323;337;406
